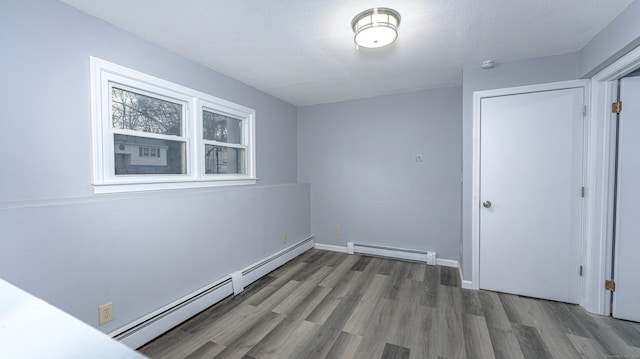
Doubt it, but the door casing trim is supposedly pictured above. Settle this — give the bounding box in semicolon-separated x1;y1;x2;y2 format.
584;44;640;315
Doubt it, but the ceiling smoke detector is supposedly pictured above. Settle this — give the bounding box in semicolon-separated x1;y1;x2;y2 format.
481;60;495;69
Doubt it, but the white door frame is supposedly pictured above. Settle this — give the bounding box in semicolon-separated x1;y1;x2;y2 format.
583;45;640;315
469;46;640;315
471;80;590;293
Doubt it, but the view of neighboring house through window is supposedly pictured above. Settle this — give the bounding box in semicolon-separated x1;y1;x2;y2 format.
111;86;186;175
90;57;256;193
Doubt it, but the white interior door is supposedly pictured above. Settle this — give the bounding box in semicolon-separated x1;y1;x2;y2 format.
613;76;640;321
479;86;584;304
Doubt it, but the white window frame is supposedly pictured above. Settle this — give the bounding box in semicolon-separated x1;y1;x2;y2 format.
90;57;257;194
200;101;251;179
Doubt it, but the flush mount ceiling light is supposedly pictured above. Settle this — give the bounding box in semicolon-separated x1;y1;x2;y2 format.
351;7;401;49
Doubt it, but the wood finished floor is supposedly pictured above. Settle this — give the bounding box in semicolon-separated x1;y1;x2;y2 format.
139;249;640;359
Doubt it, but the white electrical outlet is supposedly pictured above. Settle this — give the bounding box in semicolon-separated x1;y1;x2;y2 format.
99;302;113;325
335;226;340;235
282;233;287;244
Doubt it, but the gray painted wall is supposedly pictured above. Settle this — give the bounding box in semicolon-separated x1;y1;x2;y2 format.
460;1;640;280
578;0;640;78
298;87;462;261
5;0;640;333
0;0;309;333
460;53;579;279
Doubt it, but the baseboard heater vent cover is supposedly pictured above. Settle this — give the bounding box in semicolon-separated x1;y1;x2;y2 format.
112;236;315;349
112;278;232;343
347;242;436;265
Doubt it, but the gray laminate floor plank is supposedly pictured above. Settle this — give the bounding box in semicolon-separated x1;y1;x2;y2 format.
377;258;397;275
541;300;591;337
179;275;276;335
523;298;583;359
479;291;513;330
325;331;363;359
318;254;360;288
380;343;410;359
302;249;327;264
406;262;426;282
485;326;525;359
290;251;340;282
343;274;389;335
602;315;640;348
297;256;384;358
511;323;554;359
382;261;411;300
184;341;225;359
437;284;464;313
138;328;198;359
211;311;284;359
243;316;318;359
462;288;484;316
201;304;263;346
574;307;640;357
203;280;300;347
566;334;610;359
243;268;331;356
462;313;496;359
283;284;333;322
140;249;640;359
407;305;435;359
245;261;306;306
271;265;332;315
498;292;539;327
350;255;372;271
386;279;424;349
430;306;466;359
305;269;362;325
353;298;399;359
440;265;460;287
421;265;440;307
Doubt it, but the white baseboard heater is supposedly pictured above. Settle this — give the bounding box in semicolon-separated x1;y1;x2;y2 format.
112;236;315;349
346;242;436;265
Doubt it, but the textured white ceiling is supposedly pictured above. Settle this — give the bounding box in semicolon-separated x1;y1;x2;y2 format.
60;0;633;106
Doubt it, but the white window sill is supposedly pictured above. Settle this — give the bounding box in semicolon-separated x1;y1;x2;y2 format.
92;178;258;194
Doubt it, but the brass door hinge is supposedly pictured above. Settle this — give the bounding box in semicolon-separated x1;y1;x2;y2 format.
605;279;616;292
612;101;622;114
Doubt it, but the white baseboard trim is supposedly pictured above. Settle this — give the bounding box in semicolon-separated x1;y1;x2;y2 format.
112;236;315;349
435;258;458;268
313;242;475;289
462;280;475;289
314;243;348;253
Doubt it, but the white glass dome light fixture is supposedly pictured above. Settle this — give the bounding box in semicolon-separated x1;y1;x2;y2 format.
351;7;401;49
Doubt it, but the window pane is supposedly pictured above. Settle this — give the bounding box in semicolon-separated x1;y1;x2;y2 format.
112;87;182;136
203;110;242;144
205;145;245;174
114;134;186;175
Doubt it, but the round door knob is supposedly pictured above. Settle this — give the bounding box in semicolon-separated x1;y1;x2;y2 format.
483;201;492;208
